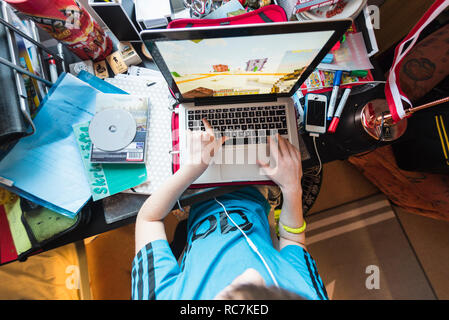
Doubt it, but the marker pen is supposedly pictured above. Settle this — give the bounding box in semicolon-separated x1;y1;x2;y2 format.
57;43;66;72
328;88;351;133
327;70;343;121
48;54;58;83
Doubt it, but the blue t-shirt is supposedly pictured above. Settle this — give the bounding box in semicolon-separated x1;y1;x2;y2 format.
131;187;328;300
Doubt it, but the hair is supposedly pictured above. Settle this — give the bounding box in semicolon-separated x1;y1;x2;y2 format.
220;283;306;300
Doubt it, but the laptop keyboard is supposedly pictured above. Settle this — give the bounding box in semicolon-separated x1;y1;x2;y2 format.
187;105;288;145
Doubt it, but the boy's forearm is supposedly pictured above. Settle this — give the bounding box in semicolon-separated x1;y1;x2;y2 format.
137;165;203;222
278;187;306;249
279;187;304;227
135;165;204;253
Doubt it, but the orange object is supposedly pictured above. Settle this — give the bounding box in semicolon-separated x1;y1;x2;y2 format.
349;146;449;222
4;0;112;61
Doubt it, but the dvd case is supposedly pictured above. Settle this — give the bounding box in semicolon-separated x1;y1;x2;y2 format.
90;93;149;164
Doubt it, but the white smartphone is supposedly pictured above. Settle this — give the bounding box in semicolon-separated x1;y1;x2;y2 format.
305;93;328;134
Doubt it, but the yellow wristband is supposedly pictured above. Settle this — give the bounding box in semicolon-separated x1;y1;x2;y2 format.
274;209;281;221
280;220;306;234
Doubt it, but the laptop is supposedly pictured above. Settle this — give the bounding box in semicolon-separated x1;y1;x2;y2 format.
141;20;351;184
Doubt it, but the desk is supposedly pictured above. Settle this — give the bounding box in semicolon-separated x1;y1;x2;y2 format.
34;74;387;262
0;17;389;266
1;82;387;265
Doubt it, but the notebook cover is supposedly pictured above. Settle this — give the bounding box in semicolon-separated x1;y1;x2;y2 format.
0;204;18;264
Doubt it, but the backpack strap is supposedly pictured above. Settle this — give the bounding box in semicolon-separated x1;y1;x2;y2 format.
258;11;273;23
385;0;449;122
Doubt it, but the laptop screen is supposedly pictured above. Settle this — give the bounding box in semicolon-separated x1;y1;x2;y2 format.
154;30;334;99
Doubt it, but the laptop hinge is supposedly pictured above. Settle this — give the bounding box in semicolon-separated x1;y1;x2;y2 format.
193;95;278;106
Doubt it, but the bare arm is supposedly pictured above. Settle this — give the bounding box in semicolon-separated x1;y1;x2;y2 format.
257;135;306;250
135;119;226;254
135;165;205;254
278;188;306;251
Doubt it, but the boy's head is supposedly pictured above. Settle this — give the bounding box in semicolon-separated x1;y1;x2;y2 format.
214;268;305;300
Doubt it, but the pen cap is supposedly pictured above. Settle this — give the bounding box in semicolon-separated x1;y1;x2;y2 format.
351;70;368;78
334;70;343;86
328;117;340;133
47;54;56;65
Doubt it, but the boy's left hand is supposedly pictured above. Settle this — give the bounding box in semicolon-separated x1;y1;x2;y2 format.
184;118;227;178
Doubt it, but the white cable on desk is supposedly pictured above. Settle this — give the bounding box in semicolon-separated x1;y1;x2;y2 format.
214;197;280;288
311;134;322;177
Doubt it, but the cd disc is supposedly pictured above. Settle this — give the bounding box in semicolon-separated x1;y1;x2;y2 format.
89;109;136;151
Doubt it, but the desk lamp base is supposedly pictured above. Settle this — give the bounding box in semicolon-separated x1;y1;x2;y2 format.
360;99;408;141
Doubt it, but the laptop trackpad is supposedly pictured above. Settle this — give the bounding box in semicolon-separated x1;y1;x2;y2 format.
195;164;221;184
220;164;267;182
219;145;270;182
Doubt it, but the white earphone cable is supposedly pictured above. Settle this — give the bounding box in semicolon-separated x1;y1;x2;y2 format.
312;135;322;177
214;197;279;288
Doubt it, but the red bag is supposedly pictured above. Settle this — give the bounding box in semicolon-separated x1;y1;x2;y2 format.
167;4;287;29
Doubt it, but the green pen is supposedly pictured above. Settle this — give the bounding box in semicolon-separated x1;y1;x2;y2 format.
350;70;368;78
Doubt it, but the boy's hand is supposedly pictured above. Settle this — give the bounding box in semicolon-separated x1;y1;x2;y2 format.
258;134;305;250
257;134;303;195
184;118;227;178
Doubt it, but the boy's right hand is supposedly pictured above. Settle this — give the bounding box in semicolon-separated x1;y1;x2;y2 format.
184;118;227;178
257;134;303;195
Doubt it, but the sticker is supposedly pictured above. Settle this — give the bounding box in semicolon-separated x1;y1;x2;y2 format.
94;60;109;79
106;50;128;75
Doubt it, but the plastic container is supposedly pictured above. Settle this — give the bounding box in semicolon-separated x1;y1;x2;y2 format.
4;0;112;61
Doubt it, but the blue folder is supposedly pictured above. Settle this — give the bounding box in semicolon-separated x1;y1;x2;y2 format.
0;73;99;218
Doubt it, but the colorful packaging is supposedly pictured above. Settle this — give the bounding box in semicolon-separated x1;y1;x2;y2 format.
4;0;112;61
